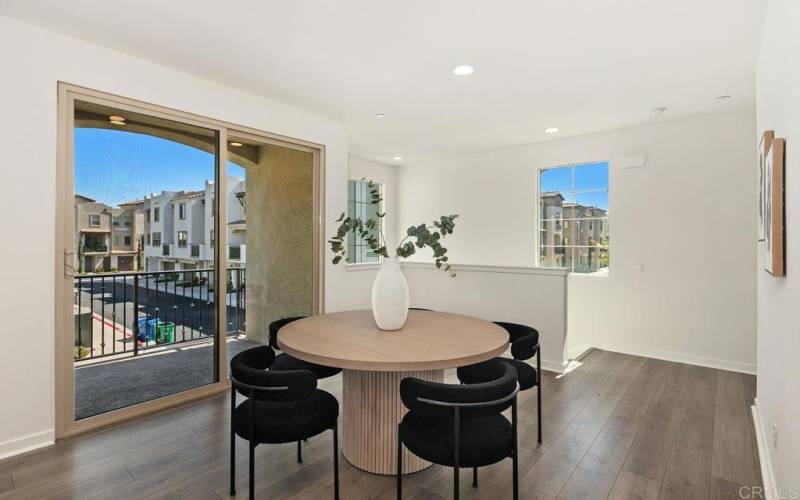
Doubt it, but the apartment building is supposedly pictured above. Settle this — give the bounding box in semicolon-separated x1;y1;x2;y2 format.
538;191;608;272
142;176;246;274
74;194;145;272
74;176;245;275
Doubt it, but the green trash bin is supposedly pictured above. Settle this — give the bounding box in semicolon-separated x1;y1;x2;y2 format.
156;322;175;344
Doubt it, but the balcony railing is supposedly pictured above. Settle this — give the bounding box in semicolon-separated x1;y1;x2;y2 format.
84;244;108;253
73;267;246;362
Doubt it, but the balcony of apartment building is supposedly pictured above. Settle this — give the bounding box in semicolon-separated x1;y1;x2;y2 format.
73;265;250;420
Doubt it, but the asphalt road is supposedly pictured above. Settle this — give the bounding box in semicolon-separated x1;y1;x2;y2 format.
75;276;246;348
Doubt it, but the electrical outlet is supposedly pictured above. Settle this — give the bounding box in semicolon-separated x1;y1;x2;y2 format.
772;423;778;449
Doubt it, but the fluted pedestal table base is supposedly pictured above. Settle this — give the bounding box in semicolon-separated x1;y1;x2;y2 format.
342;368;444;475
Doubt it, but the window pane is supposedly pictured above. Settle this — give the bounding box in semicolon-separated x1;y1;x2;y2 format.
573;219;607;247
574;191;608;214
572;246;608;273
574;162;609;191
539;246;569;269
540;166;571;193
346;180;382;264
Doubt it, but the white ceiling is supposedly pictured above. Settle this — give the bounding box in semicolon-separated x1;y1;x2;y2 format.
0;0;765;165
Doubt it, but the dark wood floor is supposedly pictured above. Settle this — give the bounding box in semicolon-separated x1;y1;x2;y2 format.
0;349;761;499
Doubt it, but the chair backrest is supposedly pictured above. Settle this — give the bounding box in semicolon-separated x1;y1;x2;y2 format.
267;316;307;349
230;345;317;402
494;321;539;361
400;361;518;422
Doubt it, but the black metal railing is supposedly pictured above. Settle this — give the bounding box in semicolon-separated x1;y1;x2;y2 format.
85;243;108;253
73;267;246;362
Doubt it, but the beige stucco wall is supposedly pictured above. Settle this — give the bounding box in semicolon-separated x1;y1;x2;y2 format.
244;144;314;343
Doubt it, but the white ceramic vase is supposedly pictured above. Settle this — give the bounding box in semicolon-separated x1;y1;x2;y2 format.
371;257;409;330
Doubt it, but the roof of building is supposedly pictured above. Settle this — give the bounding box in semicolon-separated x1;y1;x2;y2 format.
540;191;564;200
74;194;96;202
563;202;607;215
172;190;206;201
118;199;145;207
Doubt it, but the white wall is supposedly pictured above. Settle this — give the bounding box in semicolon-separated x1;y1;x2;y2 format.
754;0;800;492
346;157;570;371
0;15;360;458
403;262;568;372
398;110;757;374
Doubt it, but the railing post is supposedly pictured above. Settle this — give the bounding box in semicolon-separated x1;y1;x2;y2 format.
133;273;139;357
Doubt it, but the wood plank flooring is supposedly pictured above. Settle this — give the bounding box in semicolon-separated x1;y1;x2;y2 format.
0;350;761;499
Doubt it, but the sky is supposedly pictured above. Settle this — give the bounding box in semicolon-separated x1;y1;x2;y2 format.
75;128;246;207
540;161;609;211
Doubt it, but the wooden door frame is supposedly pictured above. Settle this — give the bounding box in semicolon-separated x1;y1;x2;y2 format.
55;83;325;439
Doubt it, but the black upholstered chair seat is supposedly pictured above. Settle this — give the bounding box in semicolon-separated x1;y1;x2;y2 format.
400;412;512;467
233;389;339;444
458;358;537;391
271;352;342;379
457;321;543;446
229;345;340;499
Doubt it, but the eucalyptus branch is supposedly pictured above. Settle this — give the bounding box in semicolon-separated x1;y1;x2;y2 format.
329;178;458;276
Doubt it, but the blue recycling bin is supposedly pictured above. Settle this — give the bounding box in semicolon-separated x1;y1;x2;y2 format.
137;317;159;342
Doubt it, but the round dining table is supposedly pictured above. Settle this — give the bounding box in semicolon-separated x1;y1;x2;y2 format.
278;309;509;475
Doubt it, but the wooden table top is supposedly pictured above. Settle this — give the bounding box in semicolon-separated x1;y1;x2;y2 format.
277;310;509;371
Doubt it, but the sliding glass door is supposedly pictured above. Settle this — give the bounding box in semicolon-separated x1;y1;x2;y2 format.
57;87;227;436
56;84;323;438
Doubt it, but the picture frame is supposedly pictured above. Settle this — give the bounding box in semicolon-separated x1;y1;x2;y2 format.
764;137;785;276
757;130;774;241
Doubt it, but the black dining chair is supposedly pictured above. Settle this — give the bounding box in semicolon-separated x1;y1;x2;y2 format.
397;361;520;500
229;345;340;500
457;322;542;444
268;316;343;380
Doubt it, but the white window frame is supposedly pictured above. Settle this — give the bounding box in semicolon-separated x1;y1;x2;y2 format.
178;202;186;220
89;214;101;227
177;230;188;248
535;161;610;274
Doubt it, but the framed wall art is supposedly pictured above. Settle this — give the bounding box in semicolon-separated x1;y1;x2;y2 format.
764;136;785;276
757;130;774;241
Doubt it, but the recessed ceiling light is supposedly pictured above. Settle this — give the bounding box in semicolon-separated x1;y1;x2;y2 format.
717;95;731;100
109;120;126;126
452;64;475;76
392;156;404;161
108;115;125;122
545;127;560;134
229;142;243;147
376;113;386;118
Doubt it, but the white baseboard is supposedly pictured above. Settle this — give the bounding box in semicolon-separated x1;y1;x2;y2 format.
567;339;756;374
751;399;778;499
540;359;567;374
0;429;54;461
566;341;595;361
